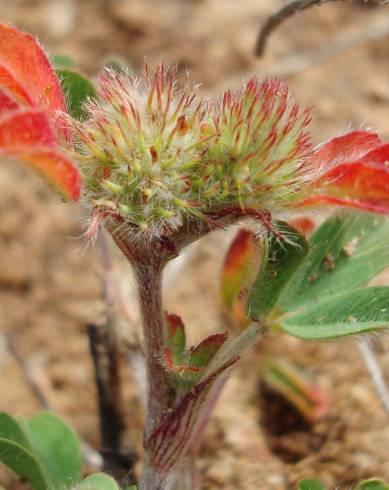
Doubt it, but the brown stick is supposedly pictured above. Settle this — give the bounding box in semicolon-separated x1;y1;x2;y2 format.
254;0;388;57
87;321;136;478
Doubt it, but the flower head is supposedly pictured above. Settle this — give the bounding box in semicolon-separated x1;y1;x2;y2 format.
2;23;389;240
74;65;389;241
0;24;81;200
74;66;316;236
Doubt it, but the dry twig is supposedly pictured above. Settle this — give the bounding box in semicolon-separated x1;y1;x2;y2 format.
86;232;139;483
87;322;135;478
210;10;389;95
255;0;388;56
261;15;389;76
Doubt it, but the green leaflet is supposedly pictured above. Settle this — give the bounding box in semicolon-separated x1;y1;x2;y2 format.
277;212;389;311
0;411;82;490
0;412;32;451
297;478;327;490
23;411;83;489
51;54;77;69
224;213;389;341
279;287;389;340
164;331;229;391
297;477;389;490
355;478;389;490
56;69;97;120
247;221;308;319
74;473;120;490
0;438;48;490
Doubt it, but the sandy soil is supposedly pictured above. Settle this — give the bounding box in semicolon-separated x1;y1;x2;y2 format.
1;0;389;488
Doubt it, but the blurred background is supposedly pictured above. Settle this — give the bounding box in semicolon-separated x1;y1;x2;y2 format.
0;1;389;488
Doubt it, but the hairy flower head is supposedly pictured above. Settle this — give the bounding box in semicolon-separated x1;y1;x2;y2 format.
74;65;314;236
2;22;389;244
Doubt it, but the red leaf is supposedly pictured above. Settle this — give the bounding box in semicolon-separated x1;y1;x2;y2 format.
309;130;381;169
0;24;67;131
0;109;56;148
0;110;81;200
0;88;20;114
0;63;34;106
221;229;260;309
14;149;81;201
363;143;389;166
221;229;261;328
317;161;389;201
297;196;389;215
298;144;389;214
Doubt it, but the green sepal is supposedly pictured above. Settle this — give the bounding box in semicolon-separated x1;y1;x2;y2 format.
187;333;228;368
165;313;186;359
163;333;228;390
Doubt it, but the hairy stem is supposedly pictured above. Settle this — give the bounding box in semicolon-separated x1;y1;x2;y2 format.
139;465;196;490
170;463;199;490
109;219;247;488
110;231;176;488
134;256;173;438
